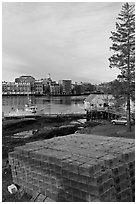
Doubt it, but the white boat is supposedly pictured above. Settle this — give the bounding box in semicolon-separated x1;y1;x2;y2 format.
13;130;38;138
4;96;45;117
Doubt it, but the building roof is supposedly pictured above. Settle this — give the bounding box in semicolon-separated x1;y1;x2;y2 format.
84;94;115;104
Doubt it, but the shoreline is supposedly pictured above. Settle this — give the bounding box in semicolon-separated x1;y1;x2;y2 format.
2;92;105;97
3;112;86;120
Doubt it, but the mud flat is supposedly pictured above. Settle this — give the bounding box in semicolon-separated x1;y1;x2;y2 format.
9;134;135;202
3;112;86;120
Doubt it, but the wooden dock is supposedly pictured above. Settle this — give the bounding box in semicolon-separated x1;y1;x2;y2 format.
86;108;126;121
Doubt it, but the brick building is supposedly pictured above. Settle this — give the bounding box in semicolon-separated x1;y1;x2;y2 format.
59;80;72;95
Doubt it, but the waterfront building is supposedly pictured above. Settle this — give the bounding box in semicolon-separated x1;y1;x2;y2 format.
17;83;31;95
41;79;50;95
15;75;35;94
58;80;72;95
41;74;53;95
47;73;52;83
34;80;43;95
2;81;8;94
15;75;35;83
50;83;61;95
2;81;31;95
84;94;115;111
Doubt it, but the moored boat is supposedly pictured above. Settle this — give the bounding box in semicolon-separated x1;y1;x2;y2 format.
13;129;38;138
3;96;45;118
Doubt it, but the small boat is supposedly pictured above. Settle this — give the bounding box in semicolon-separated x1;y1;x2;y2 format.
24;104;38;113
13;130;38;138
4;96;45;118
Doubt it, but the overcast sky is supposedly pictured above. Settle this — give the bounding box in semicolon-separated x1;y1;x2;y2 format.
2;2;126;84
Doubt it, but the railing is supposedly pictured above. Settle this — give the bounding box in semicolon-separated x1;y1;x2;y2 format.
86;107;126;117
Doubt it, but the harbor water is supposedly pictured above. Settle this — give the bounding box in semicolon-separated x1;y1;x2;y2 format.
2;95;87;115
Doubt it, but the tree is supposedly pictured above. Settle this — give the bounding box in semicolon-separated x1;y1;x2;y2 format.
109;3;135;132
109;79;127;99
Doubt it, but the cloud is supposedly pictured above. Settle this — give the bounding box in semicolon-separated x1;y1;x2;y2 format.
2;2;124;83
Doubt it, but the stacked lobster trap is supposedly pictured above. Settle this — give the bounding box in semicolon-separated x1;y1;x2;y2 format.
9;134;135;202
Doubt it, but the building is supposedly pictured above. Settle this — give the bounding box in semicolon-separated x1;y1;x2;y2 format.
15;75;35;83
15;75;35;94
41;79;50;95
84;94;115;111
34;80;43;95
59;80;72;95
50;83;61;95
2;81;31;95
40;74;53;95
2;81;8;94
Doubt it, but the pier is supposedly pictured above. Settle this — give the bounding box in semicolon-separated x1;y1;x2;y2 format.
86;109;126;121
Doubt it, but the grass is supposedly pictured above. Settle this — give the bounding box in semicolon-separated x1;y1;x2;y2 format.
80;122;135;139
